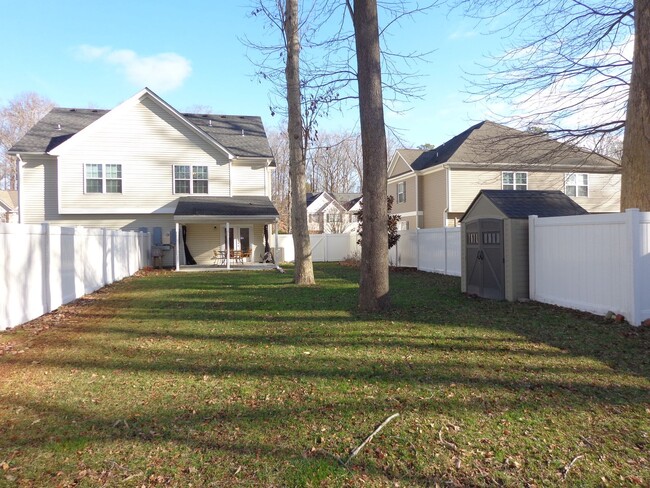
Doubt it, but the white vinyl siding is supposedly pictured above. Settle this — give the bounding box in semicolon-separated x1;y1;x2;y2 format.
231;163;267;196
56;97;230;214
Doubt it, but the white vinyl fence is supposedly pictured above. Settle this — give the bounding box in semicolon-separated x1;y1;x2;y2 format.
529;209;650;326
277;228;461;276
0;223;151;330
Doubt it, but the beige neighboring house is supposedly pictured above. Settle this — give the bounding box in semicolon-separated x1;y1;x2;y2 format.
0;190;18;223
388;121;621;229
8;87;279;267
306;191;362;233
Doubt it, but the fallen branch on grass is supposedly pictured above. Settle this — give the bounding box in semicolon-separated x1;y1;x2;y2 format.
438;426;459;452
561;454;584;480
344;413;400;466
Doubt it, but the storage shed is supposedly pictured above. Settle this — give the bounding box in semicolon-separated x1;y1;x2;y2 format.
460;190;588;301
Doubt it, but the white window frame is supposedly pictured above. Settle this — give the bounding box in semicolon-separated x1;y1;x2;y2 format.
397;181;406;203
84;163;123;194
502;171;528;191
565;173;589;197
173;164;209;194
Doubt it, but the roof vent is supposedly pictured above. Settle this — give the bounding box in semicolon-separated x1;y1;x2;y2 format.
56;124;61;131
241;129;245;136
209;119;212;127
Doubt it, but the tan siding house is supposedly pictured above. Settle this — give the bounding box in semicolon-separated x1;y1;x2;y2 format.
9;88;279;268
388;121;621;228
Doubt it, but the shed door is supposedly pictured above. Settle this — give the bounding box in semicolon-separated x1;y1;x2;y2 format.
466;219;505;300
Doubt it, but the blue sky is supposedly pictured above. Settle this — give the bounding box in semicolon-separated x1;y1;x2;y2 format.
0;1;506;147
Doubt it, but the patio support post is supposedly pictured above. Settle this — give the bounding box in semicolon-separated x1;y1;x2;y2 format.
274;221;279;264
226;222;231;270
175;222;180;271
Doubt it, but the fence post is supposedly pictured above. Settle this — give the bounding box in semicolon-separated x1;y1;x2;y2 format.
443;226;448;275
625;209;641;325
528;215;538;300
42;223;52;316
416;227;420;270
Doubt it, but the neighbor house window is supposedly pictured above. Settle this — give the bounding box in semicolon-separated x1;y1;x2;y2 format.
326;213;342;223
502;171;527;190
174;165;208;194
565;173;589;197
397;181;406;203
85;163;122;193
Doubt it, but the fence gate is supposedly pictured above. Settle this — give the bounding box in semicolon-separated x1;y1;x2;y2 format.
466;219;505;299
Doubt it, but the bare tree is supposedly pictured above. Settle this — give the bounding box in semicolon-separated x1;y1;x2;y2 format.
0;92;55;189
267;128;292;231
348;0;391;312
454;0;650;210
284;0;315;285
621;0;650;211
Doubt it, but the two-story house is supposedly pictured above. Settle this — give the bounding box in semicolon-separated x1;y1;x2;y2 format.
9;88;278;267
306;192;361;233
388;121;621;229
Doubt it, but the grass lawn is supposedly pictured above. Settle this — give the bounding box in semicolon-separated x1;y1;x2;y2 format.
1;263;649;487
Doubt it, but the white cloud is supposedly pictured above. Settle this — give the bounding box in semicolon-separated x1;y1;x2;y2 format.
74;45;192;92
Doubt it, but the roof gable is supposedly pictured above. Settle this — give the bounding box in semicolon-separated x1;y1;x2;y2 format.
388;149;419;177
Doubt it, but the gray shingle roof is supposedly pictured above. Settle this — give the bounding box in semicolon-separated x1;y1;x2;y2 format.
464;190;589;220
174;196;279;217
409;121;619;173
10;107;273;159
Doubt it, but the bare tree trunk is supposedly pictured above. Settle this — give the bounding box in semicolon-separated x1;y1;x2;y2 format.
284;0;315;285
351;0;390;311
621;0;650;212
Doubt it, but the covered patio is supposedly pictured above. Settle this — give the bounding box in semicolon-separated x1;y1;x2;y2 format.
173;196;280;271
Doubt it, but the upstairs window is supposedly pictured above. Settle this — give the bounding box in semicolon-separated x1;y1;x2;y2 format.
85;164;102;193
105;164;122;193
565;173;589;197
397;181;406;203
174;165;208;194
502;171;527;190
85;163;122;193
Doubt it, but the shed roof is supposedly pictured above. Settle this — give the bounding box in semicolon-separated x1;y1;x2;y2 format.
462;190;589;221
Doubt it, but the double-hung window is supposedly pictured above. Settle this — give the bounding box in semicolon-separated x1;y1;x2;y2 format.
85;163;122;193
397;181;406;203
174;165;208;194
502;171;527;190
565;173;588;197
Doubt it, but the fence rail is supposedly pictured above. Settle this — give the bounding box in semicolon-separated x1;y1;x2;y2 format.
276;228;461;276
1;223;150;330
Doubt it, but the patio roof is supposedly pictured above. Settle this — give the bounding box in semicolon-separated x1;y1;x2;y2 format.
173;196;279;222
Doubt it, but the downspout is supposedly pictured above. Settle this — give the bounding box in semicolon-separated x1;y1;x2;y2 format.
415;170;419;228
443;164;451;227
16;154;23;224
